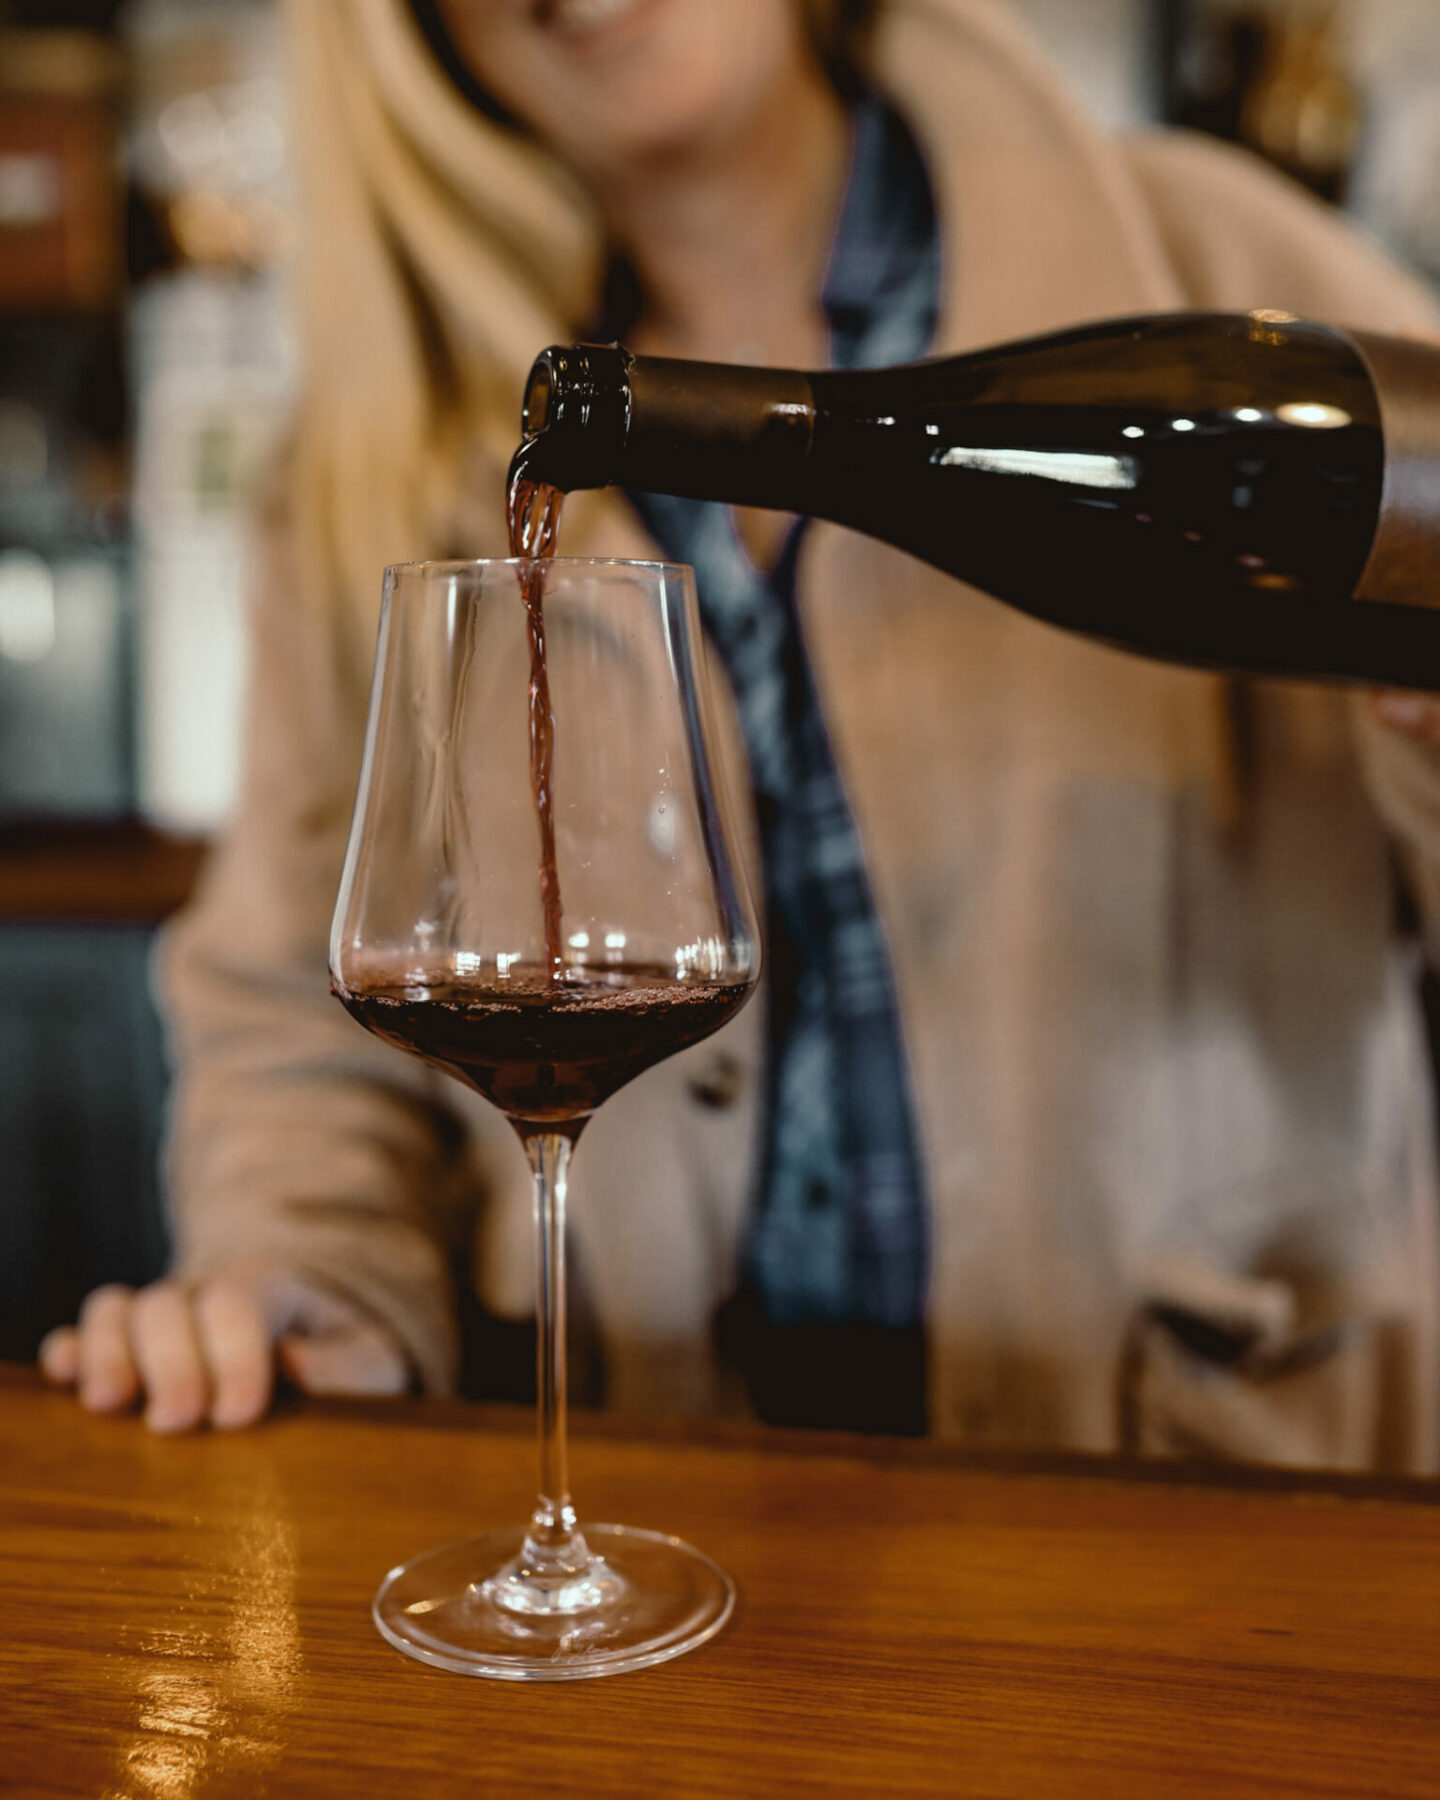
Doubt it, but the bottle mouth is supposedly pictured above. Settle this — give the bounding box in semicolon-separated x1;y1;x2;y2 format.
516;343;633;489
523;358;554;437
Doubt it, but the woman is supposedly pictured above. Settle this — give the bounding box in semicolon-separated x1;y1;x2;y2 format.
42;0;1440;1464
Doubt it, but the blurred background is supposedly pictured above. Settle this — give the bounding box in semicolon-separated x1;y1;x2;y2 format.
1;0;1437;1361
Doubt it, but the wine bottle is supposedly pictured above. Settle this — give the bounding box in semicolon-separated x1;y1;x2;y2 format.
511;311;1440;691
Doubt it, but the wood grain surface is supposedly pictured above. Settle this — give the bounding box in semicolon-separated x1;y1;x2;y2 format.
2;1365;1438;1799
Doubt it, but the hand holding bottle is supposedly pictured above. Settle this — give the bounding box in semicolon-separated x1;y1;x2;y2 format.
38;1261;409;1431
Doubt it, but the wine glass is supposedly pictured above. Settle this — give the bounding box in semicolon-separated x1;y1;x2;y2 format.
329;557;759;1680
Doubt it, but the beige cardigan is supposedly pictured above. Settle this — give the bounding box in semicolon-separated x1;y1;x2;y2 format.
161;0;1440;1469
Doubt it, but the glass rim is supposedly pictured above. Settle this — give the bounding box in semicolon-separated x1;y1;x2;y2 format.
385;556;694;580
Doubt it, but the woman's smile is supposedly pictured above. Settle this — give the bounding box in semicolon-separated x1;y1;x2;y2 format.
531;0;657;44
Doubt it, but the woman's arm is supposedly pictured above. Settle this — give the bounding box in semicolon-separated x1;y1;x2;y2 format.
43;491;477;1427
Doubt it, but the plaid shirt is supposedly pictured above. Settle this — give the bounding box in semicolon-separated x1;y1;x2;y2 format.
624;94;942;1336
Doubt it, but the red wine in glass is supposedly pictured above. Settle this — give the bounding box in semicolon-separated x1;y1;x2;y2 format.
339;968;749;1130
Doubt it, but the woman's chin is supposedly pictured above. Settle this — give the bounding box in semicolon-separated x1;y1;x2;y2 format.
443;0;795;177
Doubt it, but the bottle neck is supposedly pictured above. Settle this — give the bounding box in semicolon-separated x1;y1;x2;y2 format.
519;343;815;506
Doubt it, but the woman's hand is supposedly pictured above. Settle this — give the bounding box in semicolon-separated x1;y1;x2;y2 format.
38;1263;408;1432
1370;690;1440;748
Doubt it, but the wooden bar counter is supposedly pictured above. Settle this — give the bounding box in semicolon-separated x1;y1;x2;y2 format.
2;1364;1438;1798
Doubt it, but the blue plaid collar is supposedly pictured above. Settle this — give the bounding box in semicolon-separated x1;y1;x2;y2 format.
822;87;941;370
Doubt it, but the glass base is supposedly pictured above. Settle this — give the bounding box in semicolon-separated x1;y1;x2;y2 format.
372;1524;736;1681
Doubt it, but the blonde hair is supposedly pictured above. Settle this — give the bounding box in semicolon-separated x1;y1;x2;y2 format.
281;0;601;670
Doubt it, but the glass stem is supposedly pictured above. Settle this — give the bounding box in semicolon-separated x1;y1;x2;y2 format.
519;1131;589;1577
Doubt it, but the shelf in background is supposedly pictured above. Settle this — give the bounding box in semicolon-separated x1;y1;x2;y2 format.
0;820;207;924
